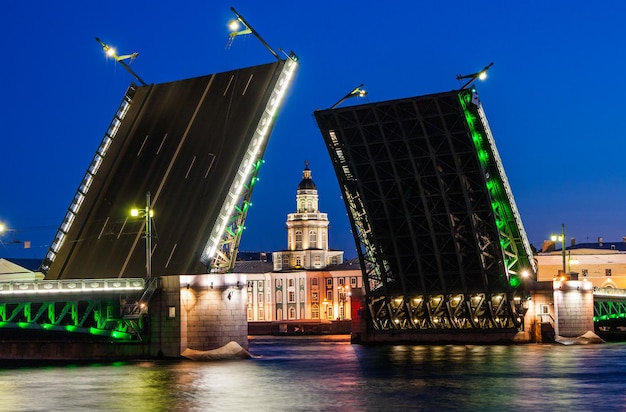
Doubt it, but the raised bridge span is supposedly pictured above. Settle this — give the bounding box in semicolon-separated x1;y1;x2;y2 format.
0;56;299;345
1;60;611;347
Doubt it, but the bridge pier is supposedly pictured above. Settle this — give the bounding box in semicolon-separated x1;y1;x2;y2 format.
552;278;595;337
152;274;248;358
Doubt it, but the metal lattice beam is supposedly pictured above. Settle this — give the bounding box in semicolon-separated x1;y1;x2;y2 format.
315;89;535;335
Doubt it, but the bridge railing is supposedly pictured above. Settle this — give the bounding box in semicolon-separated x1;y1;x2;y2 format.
593;287;626;298
0;278;145;296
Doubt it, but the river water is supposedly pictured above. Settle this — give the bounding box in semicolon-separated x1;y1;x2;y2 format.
1;335;625;411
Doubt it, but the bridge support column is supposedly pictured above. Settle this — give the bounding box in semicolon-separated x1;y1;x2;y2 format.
553;279;594;337
152;274;248;358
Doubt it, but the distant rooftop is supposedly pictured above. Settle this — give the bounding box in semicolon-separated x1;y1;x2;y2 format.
542;241;626;253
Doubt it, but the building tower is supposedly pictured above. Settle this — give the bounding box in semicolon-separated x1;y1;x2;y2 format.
273;162;344;270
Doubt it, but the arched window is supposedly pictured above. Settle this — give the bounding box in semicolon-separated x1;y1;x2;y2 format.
312;304;320;319
295;231;302;250
288;306;296;320
309;230;317;248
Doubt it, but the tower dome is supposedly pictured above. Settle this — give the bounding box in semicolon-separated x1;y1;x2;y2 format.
271;161;343;270
297;161;317;191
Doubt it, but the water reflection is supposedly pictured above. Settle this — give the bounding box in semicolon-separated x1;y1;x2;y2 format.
1;336;626;411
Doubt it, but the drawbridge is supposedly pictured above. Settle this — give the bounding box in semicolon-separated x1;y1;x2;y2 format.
1;55;298;341
315;88;537;342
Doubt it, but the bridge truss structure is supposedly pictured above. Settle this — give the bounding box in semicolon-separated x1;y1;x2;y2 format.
0;278;150;341
315;88;536;340
594;287;626;326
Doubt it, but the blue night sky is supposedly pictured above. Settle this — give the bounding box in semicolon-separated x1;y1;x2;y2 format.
1;1;626;260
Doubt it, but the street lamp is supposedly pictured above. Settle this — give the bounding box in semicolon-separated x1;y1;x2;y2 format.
330;84;367;109
551;223;567;276
338;285;352;320
227;7;280;61
0;223;19;246
95;37;148;86
456;62;494;89
131;192;154;279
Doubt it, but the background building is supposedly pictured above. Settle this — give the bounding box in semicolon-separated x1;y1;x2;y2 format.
536;238;626;289
272;162;344;270
237;163;362;328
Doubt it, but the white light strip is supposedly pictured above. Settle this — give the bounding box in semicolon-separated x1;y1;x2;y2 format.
0;278;145;295
201;59;298;264
44;89;135;267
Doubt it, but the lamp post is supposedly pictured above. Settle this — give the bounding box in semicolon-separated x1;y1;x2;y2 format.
227;7;281;61
0;223;19;246
551;223;566;276
330;84;367;109
456;62;494;89
338;286;351;320
95;37;147;86
131;192;154;279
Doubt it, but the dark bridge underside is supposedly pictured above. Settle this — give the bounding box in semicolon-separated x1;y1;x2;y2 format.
43;61;288;279
315;89;535;336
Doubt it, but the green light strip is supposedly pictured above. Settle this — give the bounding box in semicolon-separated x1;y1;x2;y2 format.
459;90;526;289
0;320;134;340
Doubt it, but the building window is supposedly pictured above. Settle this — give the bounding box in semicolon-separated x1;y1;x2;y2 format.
339;305;345;320
288;291;295;303
288;307;296;320
288;278;295;287
350;277;357;287
312;304;320;319
247;307;253;321
258;308;264;321
247;292;252;305
295;231;302;249
339;277;345;285
606;269;612;277
582;269;588;277
312;292;319;303
312;278;318;286
314;255;321;266
276;290;283;303
327;306;333;319
276;279;282;288
296;257;302;267
310;230;317;248
327;290;333;301
258;292;263;304
326;278;332;287
283;255;289;265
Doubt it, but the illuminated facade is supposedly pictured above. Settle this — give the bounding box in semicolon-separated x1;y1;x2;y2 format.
536;241;626;289
272;163;344;270
244;266;362;322
242;164;361;323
